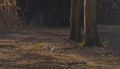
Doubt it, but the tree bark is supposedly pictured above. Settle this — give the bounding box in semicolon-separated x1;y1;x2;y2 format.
69;0;77;41
76;0;83;42
84;0;101;45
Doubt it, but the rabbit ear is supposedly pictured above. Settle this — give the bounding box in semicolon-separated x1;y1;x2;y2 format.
45;44;50;51
51;45;56;51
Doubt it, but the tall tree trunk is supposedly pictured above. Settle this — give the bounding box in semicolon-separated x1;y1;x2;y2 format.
76;0;83;42
84;0;101;45
69;0;77;41
69;0;83;42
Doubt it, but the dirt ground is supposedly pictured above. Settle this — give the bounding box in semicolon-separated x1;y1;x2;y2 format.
0;25;120;69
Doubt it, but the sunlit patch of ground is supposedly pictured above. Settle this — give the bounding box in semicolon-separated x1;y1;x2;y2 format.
0;25;120;69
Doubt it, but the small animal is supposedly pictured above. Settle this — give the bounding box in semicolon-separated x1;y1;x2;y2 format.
45;43;57;52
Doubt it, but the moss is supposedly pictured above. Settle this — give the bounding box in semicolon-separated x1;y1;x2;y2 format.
79;40;86;47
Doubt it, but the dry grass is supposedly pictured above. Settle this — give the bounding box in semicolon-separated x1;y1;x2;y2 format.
0;26;119;69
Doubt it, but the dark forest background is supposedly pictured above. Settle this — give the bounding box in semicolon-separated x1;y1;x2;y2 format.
16;0;120;27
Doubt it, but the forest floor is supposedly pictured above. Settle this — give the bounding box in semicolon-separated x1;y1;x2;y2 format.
0;25;120;69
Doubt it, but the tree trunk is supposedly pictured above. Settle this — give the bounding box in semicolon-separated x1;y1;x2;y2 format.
84;0;101;45
69;0;83;42
76;0;83;42
69;0;77;41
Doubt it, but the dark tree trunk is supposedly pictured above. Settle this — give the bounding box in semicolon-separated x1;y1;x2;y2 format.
69;0;77;41
69;0;83;42
76;0;83;42
84;0;101;45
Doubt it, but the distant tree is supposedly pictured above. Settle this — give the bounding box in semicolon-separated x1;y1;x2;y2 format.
84;0;101;45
